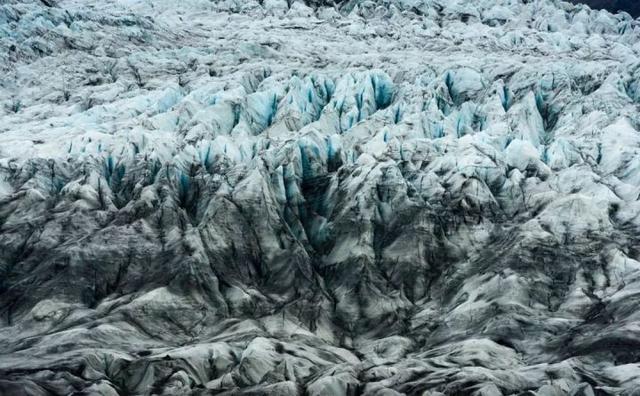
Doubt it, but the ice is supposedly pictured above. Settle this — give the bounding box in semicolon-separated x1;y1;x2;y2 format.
3;0;640;394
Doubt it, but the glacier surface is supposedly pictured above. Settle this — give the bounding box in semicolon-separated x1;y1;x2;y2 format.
3;0;640;394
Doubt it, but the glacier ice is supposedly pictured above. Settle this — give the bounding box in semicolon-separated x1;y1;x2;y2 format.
3;0;640;395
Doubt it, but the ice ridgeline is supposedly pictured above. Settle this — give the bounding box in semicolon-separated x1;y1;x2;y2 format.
4;0;640;395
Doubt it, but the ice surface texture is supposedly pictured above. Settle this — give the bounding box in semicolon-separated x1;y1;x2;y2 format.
571;1;640;18
3;0;640;394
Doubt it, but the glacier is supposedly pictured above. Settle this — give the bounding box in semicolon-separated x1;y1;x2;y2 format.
3;0;640;394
